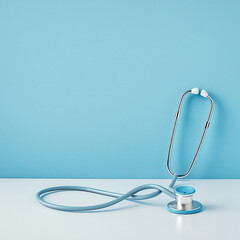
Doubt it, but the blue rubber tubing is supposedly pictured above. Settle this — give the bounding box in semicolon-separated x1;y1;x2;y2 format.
36;175;178;212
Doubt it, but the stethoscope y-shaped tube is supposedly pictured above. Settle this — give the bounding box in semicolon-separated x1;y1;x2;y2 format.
167;89;214;178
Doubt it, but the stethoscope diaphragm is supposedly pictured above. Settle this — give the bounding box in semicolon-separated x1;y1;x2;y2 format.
167;186;202;214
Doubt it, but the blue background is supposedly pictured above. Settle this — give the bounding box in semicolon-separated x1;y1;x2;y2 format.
0;0;239;178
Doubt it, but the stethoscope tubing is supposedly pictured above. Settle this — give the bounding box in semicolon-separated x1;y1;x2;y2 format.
36;175;178;212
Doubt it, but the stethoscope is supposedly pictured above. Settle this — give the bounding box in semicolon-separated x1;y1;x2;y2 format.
36;88;213;214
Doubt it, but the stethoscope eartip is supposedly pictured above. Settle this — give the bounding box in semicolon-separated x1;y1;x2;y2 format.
191;88;209;98
191;88;199;94
200;89;209;97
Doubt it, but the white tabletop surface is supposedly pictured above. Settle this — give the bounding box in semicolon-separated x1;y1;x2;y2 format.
0;178;239;240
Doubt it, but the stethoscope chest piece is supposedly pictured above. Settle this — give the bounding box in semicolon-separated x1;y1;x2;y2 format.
167;186;202;214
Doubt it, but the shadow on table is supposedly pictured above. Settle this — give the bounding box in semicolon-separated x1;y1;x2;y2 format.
61;200;166;213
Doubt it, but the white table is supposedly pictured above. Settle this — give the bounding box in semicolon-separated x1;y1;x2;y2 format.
0;179;239;240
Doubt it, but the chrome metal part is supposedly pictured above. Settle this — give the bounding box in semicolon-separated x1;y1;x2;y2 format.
167;90;214;177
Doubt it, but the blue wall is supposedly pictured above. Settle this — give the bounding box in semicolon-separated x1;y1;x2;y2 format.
0;0;239;178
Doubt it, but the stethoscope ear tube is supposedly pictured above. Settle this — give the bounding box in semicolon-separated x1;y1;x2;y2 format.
167;89;214;178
